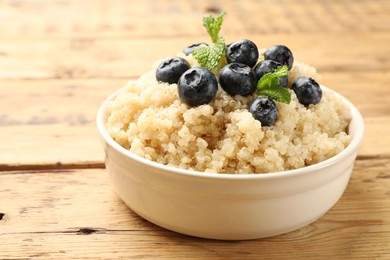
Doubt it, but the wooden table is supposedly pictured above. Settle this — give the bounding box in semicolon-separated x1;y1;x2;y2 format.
1;0;389;259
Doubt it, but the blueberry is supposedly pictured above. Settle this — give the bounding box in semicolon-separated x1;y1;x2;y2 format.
248;97;279;126
264;45;294;70
156;57;191;84
219;63;257;96
183;42;208;55
226;39;259;67
178;67;218;106
253;60;288;88
292;77;322;106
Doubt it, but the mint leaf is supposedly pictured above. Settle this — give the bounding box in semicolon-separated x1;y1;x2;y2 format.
256;65;291;104
192;12;226;71
257;65;288;89
202;12;226;43
257;74;280;90
193;37;225;71
258;87;291;104
271;65;288;78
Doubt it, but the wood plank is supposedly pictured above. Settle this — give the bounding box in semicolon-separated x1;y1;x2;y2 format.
2;118;388;169
320;72;390;118
0;73;389;168
0;125;104;169
0;79;121;168
359;117;390;157
0;159;389;259
0;79;121;127
0;33;390;80
0;0;389;39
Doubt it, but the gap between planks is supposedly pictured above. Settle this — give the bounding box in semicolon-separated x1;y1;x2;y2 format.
0;155;387;173
0;162;105;173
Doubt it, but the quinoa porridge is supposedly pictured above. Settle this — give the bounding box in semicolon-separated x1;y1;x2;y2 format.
105;55;351;174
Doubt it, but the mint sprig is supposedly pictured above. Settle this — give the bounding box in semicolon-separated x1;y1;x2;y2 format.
192;12;226;71
257;65;291;104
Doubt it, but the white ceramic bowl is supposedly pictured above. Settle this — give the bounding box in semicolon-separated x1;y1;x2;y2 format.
97;86;364;240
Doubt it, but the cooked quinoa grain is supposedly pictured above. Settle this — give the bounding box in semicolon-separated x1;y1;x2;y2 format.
106;57;351;174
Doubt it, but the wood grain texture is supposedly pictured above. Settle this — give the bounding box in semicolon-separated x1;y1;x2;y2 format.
1;0;389;258
0;72;389;168
0;33;389;80
0;79;121;168
0;0;389;39
0;159;389;259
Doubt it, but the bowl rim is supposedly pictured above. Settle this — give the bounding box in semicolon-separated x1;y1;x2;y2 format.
97;85;364;181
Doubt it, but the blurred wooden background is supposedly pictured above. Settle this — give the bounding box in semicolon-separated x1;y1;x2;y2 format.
0;0;389;259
